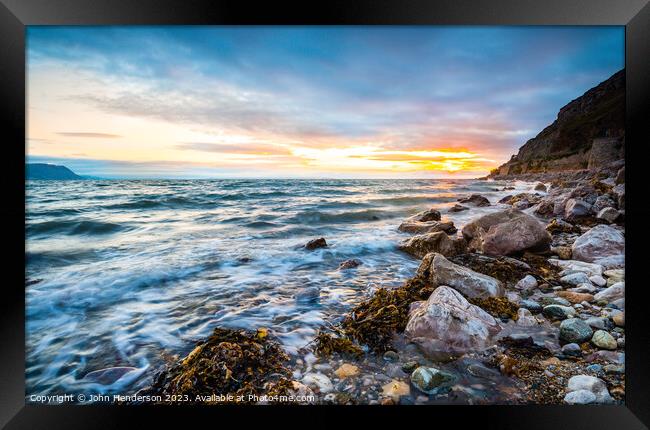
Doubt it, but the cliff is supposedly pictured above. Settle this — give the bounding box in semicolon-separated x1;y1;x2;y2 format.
26;163;83;180
489;69;624;177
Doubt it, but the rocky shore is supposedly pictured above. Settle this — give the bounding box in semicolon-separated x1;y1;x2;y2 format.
136;158;625;405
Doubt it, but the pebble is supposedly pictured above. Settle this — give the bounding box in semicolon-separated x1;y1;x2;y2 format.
301;373;334;393
559;318;593;343
586;364;603;374
401;361;419;373
543;304;576;320
515;275;538;292
612;312;624;327
617;337;625;348
604;364;625;375
383;351;399;362
381;380;410;400
561;343;582;357
334;363;359;379
585;316;608;330
520;299;543;313
410;366;456;395
589;275;607;287
560;272;593;286
591;330;617;350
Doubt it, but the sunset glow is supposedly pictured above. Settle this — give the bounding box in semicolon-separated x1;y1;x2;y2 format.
26;27;624;178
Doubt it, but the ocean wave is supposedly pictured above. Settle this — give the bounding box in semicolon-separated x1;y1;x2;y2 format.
289;208;405;224
27;219;131;237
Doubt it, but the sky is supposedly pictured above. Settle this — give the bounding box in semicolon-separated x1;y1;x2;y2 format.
26;26;624;179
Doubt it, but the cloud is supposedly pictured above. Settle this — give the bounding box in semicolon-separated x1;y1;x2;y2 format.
176;142;291;155
56;132;122;138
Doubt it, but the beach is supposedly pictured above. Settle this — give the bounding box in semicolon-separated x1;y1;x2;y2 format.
26;168;625;404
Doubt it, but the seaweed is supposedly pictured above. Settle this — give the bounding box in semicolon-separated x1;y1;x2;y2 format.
144;327;292;403
470;297;519;321
312;278;434;354
313;331;364;358
340;278;434;352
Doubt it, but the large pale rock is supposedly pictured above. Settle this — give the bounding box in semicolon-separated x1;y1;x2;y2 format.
548;259;603;277
571;225;624;263
398;220;457;235
420;253;504;298
398;232;465;259
566;375;614;403
405;286;501;359
565;198;592;220
462;209;551;256
594;282;624;302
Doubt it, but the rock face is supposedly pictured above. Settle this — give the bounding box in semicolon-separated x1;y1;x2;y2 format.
419;253;504;298
489;70;624;177
398;232;465;259
398;220;457;235
458;194;490;207
571;225;624;264
462;209;551;256
405;286;502;359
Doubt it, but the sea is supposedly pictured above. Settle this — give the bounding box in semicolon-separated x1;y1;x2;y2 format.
25;178;532;398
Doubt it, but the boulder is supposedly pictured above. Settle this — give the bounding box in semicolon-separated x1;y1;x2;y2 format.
304;237;327;250
566;375;613;403
533;199;555;218
571;225;624;264
564;199;592;220
408;208;441;222
546;218;581;234
597;207;619;223
515;275;537;292
534;182;547;192
615;166;625;184
458;194;490;207
405;286;502;358
398;232;465;259
398;220;457;235
593;282;624;302
449;204;469;212
338;259;362;270
462;209;551;256
560;318;593;343
592;195;615;214
548;259;603;277
419;253;504;298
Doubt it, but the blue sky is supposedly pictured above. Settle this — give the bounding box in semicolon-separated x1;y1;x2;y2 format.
26;26;624;178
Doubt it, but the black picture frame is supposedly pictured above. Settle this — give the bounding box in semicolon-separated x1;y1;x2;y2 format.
2;0;649;428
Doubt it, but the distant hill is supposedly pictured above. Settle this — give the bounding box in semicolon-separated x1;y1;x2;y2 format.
26;163;84;180
489;69;625;177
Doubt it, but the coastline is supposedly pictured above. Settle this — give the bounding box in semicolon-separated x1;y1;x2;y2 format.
133;163;625;405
